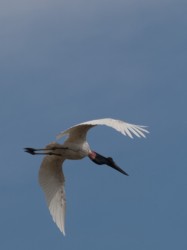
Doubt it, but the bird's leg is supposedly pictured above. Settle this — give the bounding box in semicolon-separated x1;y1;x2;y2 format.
24;148;61;156
24;147;68;152
24;147;69;156
88;151;129;176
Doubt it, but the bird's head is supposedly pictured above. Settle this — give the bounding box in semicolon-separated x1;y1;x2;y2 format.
88;151;129;176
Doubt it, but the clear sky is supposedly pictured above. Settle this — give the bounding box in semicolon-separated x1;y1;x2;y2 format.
1;0;187;249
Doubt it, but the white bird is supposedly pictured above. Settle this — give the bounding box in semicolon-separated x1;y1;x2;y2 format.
25;118;149;235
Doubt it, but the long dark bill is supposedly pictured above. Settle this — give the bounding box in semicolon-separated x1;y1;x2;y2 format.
106;157;129;176
90;152;129;176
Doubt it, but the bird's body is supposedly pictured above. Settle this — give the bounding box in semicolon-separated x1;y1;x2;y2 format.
25;118;149;235
49;141;90;159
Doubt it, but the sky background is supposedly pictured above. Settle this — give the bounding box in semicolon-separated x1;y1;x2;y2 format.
1;0;187;249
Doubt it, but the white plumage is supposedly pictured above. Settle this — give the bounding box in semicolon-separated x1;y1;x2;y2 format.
57;118;148;140
39;154;66;235
25;118;149;235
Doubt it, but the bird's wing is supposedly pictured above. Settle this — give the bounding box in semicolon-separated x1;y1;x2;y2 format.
39;156;66;235
56;118;149;141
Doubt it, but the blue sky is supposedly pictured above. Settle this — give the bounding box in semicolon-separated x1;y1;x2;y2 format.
1;0;187;249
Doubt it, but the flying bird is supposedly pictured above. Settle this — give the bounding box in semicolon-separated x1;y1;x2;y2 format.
24;118;149;235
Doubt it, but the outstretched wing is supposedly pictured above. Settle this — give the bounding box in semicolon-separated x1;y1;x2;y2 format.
39;156;66;235
56;118;149;142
